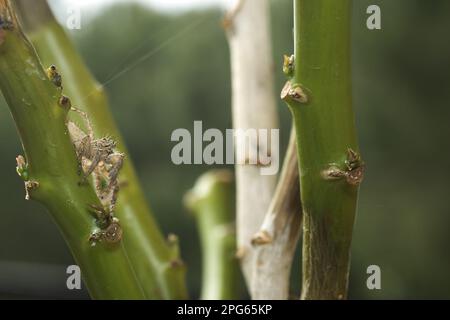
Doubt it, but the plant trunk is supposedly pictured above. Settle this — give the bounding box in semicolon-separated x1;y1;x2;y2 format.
185;170;239;300
14;0;188;299
251;127;302;299
283;0;363;300
225;0;279;299
0;0;144;299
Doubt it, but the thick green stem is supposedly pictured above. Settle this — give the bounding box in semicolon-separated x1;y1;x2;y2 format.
0;0;144;299
185;170;239;300
15;0;188;299
283;0;363;299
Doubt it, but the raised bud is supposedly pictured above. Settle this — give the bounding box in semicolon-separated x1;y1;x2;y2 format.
346;165;364;186
46;64;63;89
59;95;72;110
16;155;29;181
322;149;365;186
251;230;273;246
283;54;295;77
281;81;308;104
24;180;39;201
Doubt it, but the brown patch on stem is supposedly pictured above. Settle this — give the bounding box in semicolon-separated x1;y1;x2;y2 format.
222;0;244;32
59;95;71;110
251;230;273;246
24;180;39;200
235;246;247;260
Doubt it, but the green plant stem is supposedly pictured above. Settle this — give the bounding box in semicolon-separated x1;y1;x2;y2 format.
15;0;188;299
0;0;144;299
284;0;362;299
185;170;239;300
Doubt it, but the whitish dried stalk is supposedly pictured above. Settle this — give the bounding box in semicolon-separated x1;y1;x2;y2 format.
251;128;301;299
225;0;280;298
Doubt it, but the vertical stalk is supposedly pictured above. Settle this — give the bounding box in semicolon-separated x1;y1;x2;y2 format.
251;128;302;300
15;0;188;299
185;170;239;300
283;0;364;299
225;0;279;298
0;0;144;299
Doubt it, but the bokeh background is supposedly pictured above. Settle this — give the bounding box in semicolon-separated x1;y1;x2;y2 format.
0;0;449;299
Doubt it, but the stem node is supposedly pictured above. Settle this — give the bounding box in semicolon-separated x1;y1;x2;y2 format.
283;54;295;77
281;81;309;105
58;95;72;110
24;180;39;200
251;230;273;246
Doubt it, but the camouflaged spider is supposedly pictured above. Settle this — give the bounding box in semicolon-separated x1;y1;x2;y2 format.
67;107;124;187
67;108;124;212
47;65;124;195
47;64;125;244
67;107;124;246
67;108;124;245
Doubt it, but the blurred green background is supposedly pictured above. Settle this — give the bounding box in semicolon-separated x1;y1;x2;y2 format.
0;0;449;299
